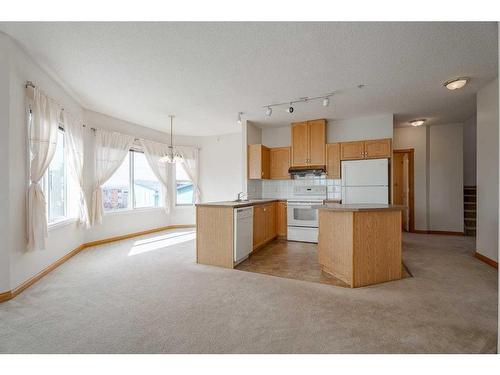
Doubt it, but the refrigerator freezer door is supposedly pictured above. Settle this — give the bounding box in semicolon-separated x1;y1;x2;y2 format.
341;186;389;204
342;159;389;187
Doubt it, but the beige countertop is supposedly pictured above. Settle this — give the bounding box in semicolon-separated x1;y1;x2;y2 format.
313;203;405;212
196;199;284;208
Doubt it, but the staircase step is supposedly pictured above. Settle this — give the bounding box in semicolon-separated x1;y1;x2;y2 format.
464;196;477;203
465;228;476;236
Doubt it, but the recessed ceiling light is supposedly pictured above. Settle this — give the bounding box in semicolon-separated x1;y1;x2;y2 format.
443;77;469;90
410;119;426;127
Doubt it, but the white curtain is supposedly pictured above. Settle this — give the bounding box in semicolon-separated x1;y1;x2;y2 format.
27;88;61;250
91;129;135;225
140;139;171;213
63;112;90;228
177;146;201;204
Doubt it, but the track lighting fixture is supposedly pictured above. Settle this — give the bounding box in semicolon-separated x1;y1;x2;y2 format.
322;97;330;107
237;112;243;125
286;104;294;114
265;107;272;117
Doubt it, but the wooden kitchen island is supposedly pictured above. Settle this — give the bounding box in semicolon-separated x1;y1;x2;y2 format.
315;203;405;288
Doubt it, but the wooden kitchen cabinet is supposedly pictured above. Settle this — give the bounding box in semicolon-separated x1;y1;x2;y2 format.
291;119;326;167
248;144;270;179
270;147;291;179
253;204;266;248
326;143;341;179
364;139;392;159
275;201;287;237
340;139;392;160
341;141;365;160
253;203;276;250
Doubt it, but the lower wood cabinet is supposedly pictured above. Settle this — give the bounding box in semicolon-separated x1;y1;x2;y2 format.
275;201;287;237
253;203;277;250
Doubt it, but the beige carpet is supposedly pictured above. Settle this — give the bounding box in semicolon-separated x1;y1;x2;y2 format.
0;229;497;353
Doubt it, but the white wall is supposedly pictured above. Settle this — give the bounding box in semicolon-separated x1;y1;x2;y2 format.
327;113;394;142
0;34;11;293
476;78;499;262
429;124;464;232
200;133;243;202
261;126;290;147
393;126;428;231
463;116;477;186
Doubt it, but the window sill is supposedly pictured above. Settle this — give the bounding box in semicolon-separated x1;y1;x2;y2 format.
48;218;78;231
104;207;164;216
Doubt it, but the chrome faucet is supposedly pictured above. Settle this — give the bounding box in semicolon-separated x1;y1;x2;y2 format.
236;192;247;201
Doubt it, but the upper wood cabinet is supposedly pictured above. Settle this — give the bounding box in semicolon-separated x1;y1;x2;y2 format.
364;139;392;159
326;143;341;179
248;144;270;179
270;147;291;179
340;138;392;160
291;119;326;167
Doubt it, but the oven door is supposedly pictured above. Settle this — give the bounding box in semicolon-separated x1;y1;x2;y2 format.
287;202;318;228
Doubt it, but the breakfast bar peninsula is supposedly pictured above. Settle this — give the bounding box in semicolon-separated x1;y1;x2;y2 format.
314;203;405;288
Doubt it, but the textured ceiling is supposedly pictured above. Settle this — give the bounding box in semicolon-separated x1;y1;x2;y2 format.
0;22;497;135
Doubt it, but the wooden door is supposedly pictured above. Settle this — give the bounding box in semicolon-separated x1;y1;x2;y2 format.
253;205;265;248
291;122;309;166
326;143;341;179
261;146;270;179
340;141;365;160
276;202;287;237
364;139;391;159
308;120;326;165
392;149;415;233
270;147;290;179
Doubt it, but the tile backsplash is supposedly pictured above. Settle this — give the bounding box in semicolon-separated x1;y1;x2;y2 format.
248;175;341;200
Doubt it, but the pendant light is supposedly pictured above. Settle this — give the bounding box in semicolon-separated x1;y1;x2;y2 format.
159;115;183;164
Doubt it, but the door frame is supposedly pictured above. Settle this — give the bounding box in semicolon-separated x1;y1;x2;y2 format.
393;149;415;233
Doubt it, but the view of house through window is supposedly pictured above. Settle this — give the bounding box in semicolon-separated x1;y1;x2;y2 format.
175;162;194;205
46;128;67;223
102;150;161;211
133;151;161;208
102;153;130;211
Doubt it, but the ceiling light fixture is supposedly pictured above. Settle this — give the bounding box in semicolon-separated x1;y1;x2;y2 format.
237;112;243;125
265;107;272;117
286;104;294;114
322;97;330;107
159;115;183;164
443;77;469;91
410;119;426;127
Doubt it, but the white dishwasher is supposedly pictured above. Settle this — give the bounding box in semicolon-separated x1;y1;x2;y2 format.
233;206;254;265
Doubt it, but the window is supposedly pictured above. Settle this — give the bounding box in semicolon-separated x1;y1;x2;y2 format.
102;153;130;211
45;128;67;223
133;151;160;208
175;162;194;205
102;150;161;212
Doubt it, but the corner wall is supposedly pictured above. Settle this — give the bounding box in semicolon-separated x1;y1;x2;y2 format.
476;78;499;262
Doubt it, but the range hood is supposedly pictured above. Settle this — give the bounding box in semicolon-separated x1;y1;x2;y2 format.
288;165;326;176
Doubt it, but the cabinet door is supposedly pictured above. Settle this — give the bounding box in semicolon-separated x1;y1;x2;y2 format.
276;202;287;237
248;144;262;179
326;143;341;179
291;122;309;167
364;139;391;159
253;205;265;248
340;141;365;160
308;120;326;165
265;203;276;241
270;147;290;179
261;146;270;179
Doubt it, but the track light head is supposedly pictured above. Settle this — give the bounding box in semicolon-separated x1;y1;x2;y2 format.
286;104;294;114
237;112;243;125
322;97;330;107
265;107;272;117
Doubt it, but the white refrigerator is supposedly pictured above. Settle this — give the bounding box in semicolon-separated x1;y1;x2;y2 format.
341;159;389;204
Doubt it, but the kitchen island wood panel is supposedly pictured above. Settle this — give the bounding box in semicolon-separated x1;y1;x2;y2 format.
317;205;403;287
196;206;234;269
